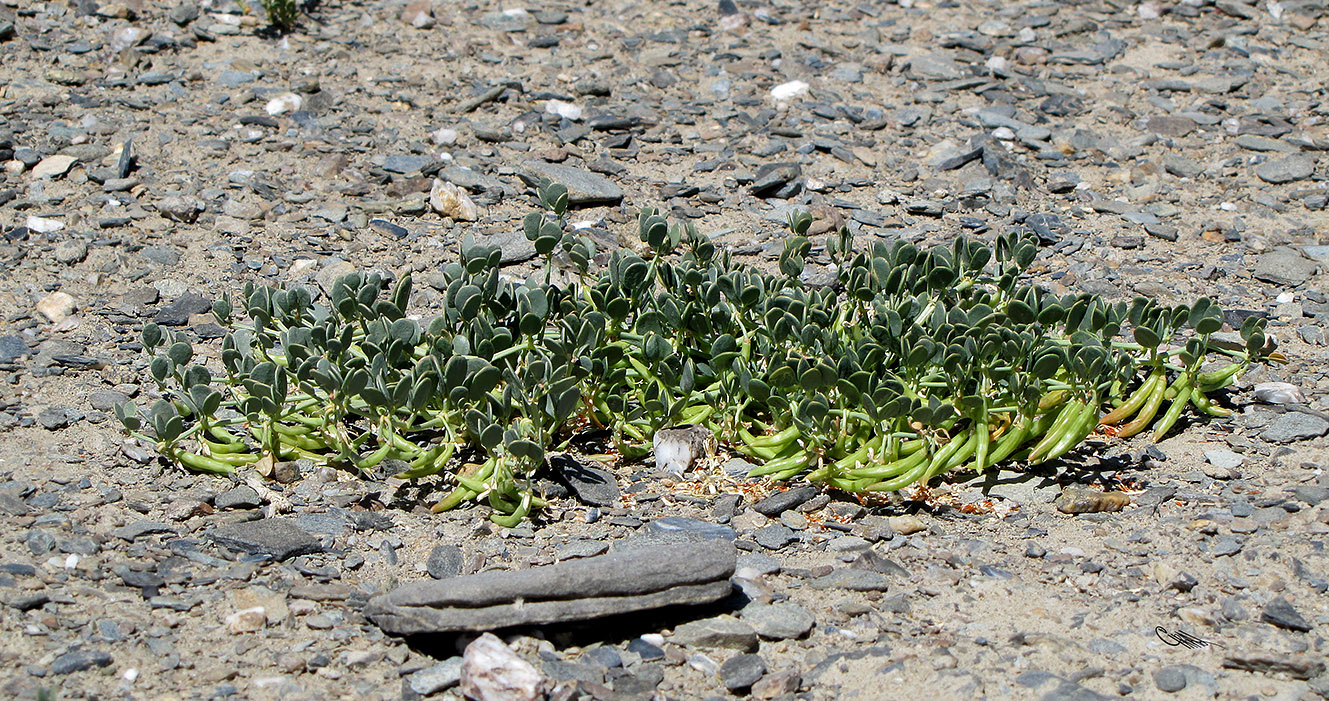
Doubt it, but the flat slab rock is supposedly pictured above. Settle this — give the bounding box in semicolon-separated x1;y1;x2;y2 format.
367;540;736;635
208;518;323;561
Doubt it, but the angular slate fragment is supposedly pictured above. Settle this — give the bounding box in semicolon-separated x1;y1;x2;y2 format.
1261;596;1312;632
208;518;323;561
552;454;619;507
154;292;213;326
51;649;113;675
366;540;736;634
520;161;623;206
750;486;817;517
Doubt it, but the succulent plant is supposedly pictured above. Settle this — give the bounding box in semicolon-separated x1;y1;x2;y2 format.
117;182;1282;524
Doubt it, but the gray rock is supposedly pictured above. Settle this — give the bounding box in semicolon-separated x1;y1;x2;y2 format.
1016;670;1113;700
427;544;464;579
366;540;736;634
110;520;175;541
116;139;134;179
214;486;262;510
0;336;28;364
1146;116;1196;137
1253;248;1318;287
1256;155;1315;184
1260;412;1329;443
750;162;802;197
740;603;814;640
644;517;736;543
552;455;619;507
479;9;532;31
555;540;608;561
155;293;213;326
520;162;623;206
1162;153;1203;178
720;654;766;691
754;524;797;550
808;569;893;591
477;230;536;265
383;154;434;175
51;649;113;675
157;194;204;223
750;486;818;517
1222;653;1325;680
208;519;323;561
1204;449;1244;470
1153;666;1187;692
1261;596;1312;632
168;3;200;25
1292;486;1329;507
88;390;130;412
671;615;758;651
409;657;464;695
907;53;963;80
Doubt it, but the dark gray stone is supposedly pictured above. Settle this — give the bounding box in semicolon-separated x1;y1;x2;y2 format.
1256;155;1315;184
408;657;463;695
851;550;910;577
750;486;817;517
1253;248;1318;287
1222;653;1325;680
552;454;619;507
0;336;28;363
750;162;801;197
808;569;893;591
720;654;766;691
671;615;758;651
754;524;797;550
382;154;434;175
50;649;113;675
1260;412;1329;444
520;161;623;206
1293;486;1329;506
155;293;213;326
1162;154;1203;178
740;603;814;640
366;540;736;634
214;485;262;510
208;519;323;561
88;390;130;412
427;543;464;579
478;230;537;265
1261;596;1312;632
110;521;175;541
644;517;736;542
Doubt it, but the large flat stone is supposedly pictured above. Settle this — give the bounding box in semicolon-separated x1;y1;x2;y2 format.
519;161;623;207
366;540;735;634
208;519;323;561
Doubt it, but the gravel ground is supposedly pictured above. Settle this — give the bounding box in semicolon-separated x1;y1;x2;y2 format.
1;0;1328;698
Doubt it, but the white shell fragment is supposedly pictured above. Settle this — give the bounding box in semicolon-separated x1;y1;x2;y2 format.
1253;382;1306;405
770;80;810;101
652;424;717;475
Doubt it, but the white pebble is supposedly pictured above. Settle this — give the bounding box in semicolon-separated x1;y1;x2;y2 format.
544;99;583;121
26;215;65;233
265;92;303;116
431;127;458;145
770;80;810;101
